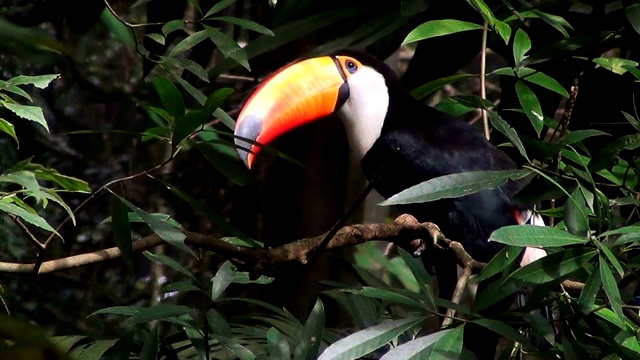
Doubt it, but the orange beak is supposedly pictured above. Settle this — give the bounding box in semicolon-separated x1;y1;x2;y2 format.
234;56;349;168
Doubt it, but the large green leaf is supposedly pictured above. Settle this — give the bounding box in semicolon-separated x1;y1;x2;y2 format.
490;225;588;247
203;0;236;18
518;67;570;98
513;28;531;65
214;16;274;36
0;197;59;237
111;197;133;271
402;19;483;45
211;261;235;301
124;304;193;325
410;74;476;101
152;76;185;122
268;327;291;360
169;29;209;56
205;26;249;70
342;287;431;311
139;323;159;360
6;74;60;89
379;327;463;360
318;317;425;360
508;248;597;285
143;251;197;282
380;169;532;206
294;298;325;360
113;194;193;256
488;111;530;162
600;256;625;326
515;80;544;137
3;103;49;132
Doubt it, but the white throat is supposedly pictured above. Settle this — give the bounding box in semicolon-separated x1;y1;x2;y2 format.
336;66;389;163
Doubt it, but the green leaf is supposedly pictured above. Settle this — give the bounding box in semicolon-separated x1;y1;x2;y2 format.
9;160;91;192
398;249;435;303
402;19;483;45
113;194;193;256
592;305;625;330
513;28;532;65
7;74;59;89
3;103;49;132
318;317;425;360
599;256;625;325
172;73;207;105
169;29;209;56
493;19;512;45
475;245;521;282
410;74;476;101
145;33;164;45
518;67;570;98
185;327;208;360
124;304;193;325
1;84;32;101
162;19;184;37
205;26;250;70
472;319;531;346
203;0;236;18
0;118;19;145
152;76;185;120
598;243;624;278
0;170;46;203
111;197;133;271
196;142;254;186
559;129;609;147
564;187;589;237
69;340;118;360
143;251;197;282
488;111;530;162
207;308;232;337
172;87;233;145
0;198;59;237
515;80;544;136
294;298;325;360
89;305;141;317
162;281;203;293
214;16;274;36
211;261;235;301
342;287;431;311
379;327;463;360
381;169;532;206
139;323;158;360
268;327;291;360
578;263;600;313
159;55;209;83
593;57;639;75
621;111;640;132
508;248;597;285
214;108;235;130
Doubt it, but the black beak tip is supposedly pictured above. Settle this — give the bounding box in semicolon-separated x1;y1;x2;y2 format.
234;114;263;167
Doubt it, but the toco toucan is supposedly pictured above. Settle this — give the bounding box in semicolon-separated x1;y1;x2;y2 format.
234;49;547;358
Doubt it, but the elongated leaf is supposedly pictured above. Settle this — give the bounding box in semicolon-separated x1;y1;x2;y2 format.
410;74;476;101
508;248;597;285
185;327;208;360
0;198;59;237
124;304;193;325
160;55;208;83
600;256;625;325
70;340;118;360
381;169;532;206
475;245;521;282
380;327;463;360
169;29;209;56
513;28;531;65
3;103;49;132
0;117;17;144
342;287;430;310
89;305;141;317
564;187;589;237
172;73;207;105
112;197;133;270
205;26;249;70
559;129;609;146
578;265;600;313
473;319;531;346
203;0;236;18
113;194;193;256
211;261;235;301
7;74;59;89
294;298;325;360
398;249;435;303
403;20;483;45
162;281;203;294
152;76;185;120
268;327;291;360
598;242;624;278
214;16;274;36
139;323;158;360
1;83;31;101
162;19;184;36
318;317;424;360
518;67;570;98
621;111;640;132
143;251;196;282
488;111;530;162
515;80;544;136
593;57;639;75
207;308;232;337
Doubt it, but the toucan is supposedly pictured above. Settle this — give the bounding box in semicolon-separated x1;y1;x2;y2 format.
233;49;547;358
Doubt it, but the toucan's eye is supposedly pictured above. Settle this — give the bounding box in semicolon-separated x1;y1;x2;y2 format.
345;60;358;74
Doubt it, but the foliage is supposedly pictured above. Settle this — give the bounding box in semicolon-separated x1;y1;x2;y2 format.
0;0;639;359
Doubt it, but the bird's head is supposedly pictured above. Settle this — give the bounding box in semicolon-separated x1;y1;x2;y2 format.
234;50;394;168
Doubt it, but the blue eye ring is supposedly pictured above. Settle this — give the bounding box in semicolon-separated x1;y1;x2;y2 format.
345;60;358;74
